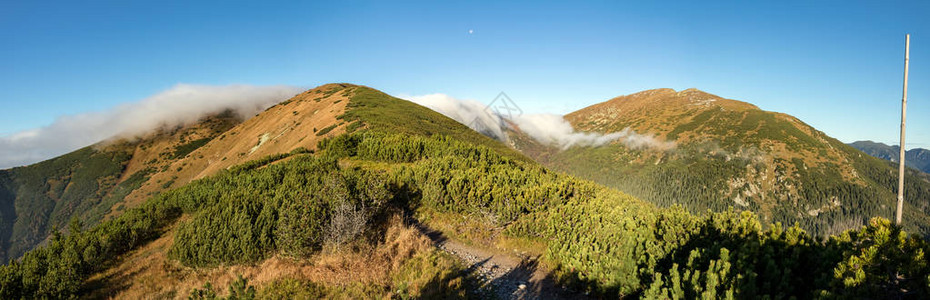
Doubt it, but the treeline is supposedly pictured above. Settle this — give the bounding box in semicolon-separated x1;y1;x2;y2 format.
2;130;929;299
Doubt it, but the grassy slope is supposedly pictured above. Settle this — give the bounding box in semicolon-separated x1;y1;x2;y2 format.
536;88;930;237
118;84;350;208
338;85;530;161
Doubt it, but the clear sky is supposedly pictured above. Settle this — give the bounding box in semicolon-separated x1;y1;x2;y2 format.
1;0;928;148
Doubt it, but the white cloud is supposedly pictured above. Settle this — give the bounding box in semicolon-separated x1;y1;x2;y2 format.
509;114;674;150
403;93;507;141
0;84;303;169
399;93;675;151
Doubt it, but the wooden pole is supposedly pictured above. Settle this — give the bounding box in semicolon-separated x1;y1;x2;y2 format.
896;34;910;225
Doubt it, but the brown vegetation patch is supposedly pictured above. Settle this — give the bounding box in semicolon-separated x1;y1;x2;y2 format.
85;216;433;299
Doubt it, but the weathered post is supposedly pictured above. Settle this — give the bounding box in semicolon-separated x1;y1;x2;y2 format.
895;34;910;225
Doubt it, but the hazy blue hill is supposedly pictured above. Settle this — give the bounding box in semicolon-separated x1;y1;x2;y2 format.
850;140;930;174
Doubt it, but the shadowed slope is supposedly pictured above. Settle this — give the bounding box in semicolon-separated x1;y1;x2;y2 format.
0;112;241;263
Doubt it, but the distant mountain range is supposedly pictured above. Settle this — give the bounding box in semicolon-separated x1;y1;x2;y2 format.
849;140;930;174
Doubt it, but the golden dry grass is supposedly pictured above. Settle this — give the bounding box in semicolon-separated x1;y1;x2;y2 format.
96;114;241;221
85;215;433;299
116;84;353;212
562;87;863;188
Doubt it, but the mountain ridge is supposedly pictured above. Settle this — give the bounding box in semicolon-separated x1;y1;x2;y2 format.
850;140;930;174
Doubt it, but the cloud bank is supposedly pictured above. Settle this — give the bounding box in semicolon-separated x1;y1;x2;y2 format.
509;114;674;150
401;93;675;151
0;84;303;169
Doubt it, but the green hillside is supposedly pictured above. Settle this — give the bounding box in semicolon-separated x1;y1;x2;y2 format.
2;85;929;299
0;146;133;263
0;113;240;264
525;88;930;237
337;85;528;161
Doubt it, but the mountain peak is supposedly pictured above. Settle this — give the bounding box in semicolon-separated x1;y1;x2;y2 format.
630;88;678;95
567;88;761;137
566;87;864;182
622;87;713;96
602;88;757;110
677;87;718;98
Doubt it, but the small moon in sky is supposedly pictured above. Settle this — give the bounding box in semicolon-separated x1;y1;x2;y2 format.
468;29;474;34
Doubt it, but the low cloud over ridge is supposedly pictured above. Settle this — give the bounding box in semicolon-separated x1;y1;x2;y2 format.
0;84;303;169
401;93;674;151
404;93;507;141
509;114;674;150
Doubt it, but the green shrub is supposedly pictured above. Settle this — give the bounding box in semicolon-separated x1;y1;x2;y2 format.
172;137;212;159
315;124;338;136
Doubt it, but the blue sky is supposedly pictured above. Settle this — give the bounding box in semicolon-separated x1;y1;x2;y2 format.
1;0;928;149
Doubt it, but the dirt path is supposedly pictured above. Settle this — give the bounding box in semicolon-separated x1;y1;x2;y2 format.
413;223;590;300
